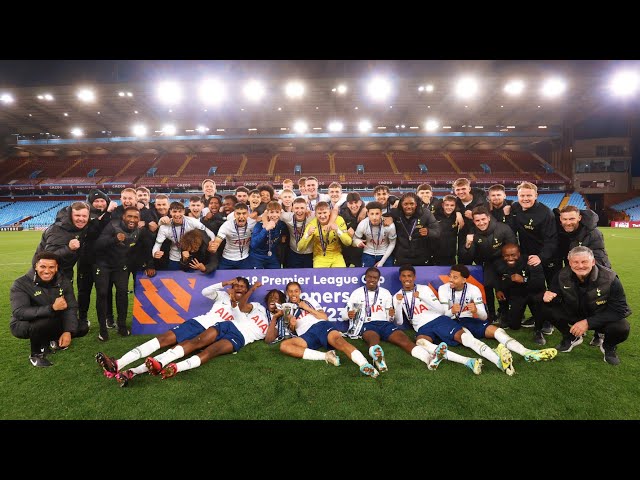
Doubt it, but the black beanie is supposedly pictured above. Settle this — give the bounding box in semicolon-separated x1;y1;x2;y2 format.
87;189;110;206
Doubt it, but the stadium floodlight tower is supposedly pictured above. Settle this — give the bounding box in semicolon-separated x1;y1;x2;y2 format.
425;119;439;132
285;81;305;99
504;80;525;96
610;71;640;97
366;76;392;102
156;81;183;105
243;80;266;102
293;120;308;134
541;77;566;98
358;120;372;133
77;88;96;103
455;77;479;99
328;121;344;133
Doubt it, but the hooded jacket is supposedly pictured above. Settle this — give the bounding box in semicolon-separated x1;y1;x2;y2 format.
33;206;89;275
554;208;611;268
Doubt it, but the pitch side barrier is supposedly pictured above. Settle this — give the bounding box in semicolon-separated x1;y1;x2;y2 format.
133;266;485;335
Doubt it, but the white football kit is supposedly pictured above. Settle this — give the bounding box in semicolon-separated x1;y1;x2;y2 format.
393;284;445;331
437;282;487;321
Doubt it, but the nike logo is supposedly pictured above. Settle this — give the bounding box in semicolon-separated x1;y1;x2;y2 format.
449;328;456;334
563;286;571;289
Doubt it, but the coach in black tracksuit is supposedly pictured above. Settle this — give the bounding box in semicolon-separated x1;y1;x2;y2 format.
390;192;441;266
458;206;517;321
495;244;546;332
542;246;631;365
94;207;142;340
510;199;559;284
10;252;78;367
32;201;90;282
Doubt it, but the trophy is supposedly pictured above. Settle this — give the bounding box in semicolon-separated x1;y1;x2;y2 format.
281;302;297;329
347;302;364;338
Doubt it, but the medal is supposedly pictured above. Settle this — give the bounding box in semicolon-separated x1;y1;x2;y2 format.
293;218;306;243
401;217;417;243
171;221;185;244
402;287;417;321
234;221;248;257
369;220;382;254
451;284;468;321
267;251;272;256
318;223;329;256
363;286;379;319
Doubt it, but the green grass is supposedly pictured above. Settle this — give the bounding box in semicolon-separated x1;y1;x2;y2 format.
1;229;639;419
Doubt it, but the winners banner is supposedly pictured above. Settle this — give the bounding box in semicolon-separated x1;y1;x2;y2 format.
133;266;484;335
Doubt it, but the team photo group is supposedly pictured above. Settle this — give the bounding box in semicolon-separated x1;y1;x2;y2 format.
10;175;632;386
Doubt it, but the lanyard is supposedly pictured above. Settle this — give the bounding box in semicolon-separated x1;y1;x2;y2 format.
266;224;279;253
402;287;417;320
317;222;329;256
400;217;417;242
363;286;379;318
293;218;306;243
234;221;248;257
369;220;382;252
171;221;185;244
451;284;468;320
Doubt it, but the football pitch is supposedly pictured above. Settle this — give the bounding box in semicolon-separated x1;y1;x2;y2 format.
0;229;638;420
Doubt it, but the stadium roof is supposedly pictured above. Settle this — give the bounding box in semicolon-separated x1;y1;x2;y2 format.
1;60;638;153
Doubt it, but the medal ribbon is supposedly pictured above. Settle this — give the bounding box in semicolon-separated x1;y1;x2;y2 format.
363;286;379;318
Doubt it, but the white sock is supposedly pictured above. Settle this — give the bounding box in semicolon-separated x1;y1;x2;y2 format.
117;338;160;370
417;339;437;354
411;346;431;364
302;348;327;361
130;363;148;375
350;350;368;367
494;328;528;356
445;350;474;365
461;331;501;368
174;355;202;373
154;346;185;367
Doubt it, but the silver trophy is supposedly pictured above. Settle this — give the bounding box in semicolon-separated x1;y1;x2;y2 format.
281;302;298;329
347;302;365;338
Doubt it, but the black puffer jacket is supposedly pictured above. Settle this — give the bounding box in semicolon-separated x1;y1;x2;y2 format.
10;268;78;334
94;219;142;269
554;208;611;268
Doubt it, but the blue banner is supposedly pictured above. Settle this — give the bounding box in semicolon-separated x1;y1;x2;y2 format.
133;266;484;335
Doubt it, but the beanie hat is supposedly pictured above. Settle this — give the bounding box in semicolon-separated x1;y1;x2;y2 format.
87;189;110;206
